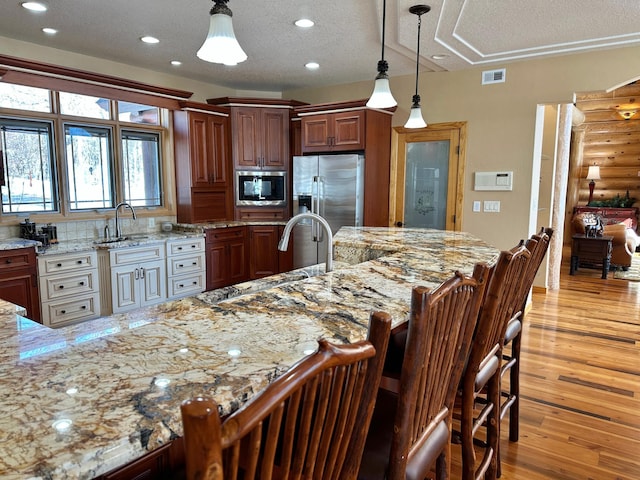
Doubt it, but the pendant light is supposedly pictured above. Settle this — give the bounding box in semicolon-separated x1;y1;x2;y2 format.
404;5;431;129
366;0;397;109
197;0;247;66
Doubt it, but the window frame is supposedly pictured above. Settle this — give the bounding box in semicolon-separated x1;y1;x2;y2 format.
0;85;176;224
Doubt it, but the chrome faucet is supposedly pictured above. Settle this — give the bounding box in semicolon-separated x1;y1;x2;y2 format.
278;212;333;272
114;202;137;239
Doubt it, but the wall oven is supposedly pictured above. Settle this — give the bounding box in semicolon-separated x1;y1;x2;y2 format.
236;171;287;206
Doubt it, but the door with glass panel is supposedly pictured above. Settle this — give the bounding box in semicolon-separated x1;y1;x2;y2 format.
390;123;466;230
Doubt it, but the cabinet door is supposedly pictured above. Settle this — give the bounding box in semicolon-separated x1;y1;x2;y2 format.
249;226;279;279
301;114;332;152
206;242;228;291
140;260;166;307
332;110;365;150
0;272;40;321
208;115;230;184
111;265;138;313
262;108;289;169
278;225;294;273
189;113;212;188
228;238;249;285
233;107;261;168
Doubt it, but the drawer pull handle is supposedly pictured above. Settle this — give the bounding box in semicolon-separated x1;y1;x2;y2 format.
81;305;87;310
193;281;198;285
178;283;184;288
77;260;83;264
57;263;62;267
178;247;183;250
59;285;64;289
79;281;85;286
178;264;184;268
192;245;197;248
6;259;12;264
61;310;66;314
192;262;197;266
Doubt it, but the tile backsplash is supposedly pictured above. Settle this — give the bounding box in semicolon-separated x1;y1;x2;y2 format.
0;216;176;242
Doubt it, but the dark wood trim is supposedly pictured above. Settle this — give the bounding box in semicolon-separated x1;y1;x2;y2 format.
0;68;8;79
207;97;308;108
0;54;192;99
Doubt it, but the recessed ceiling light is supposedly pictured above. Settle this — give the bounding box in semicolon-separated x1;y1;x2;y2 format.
305;62;320;70
21;2;47;12
431;54;449;60
295;18;315;28
170;60;182;66
42;27;57;35
52;418;73;432
140;36;159;44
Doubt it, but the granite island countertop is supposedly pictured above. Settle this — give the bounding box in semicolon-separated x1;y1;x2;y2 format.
0;227;500;479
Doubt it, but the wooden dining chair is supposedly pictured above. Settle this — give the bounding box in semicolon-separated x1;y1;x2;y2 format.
500;227;553;443
180;310;392;480
455;243;533;480
357;263;492;480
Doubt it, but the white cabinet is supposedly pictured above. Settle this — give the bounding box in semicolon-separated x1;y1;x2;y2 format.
38;251;100;327
166;237;206;299
99;243;166;315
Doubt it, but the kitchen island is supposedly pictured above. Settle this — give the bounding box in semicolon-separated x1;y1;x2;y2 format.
0;227;500;479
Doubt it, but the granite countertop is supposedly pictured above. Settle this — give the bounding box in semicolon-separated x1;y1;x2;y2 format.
0;227;500;479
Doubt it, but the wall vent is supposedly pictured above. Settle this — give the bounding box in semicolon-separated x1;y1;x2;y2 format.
482;68;506;85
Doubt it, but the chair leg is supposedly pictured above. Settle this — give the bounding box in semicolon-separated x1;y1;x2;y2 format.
509;333;522;442
486;373;500;480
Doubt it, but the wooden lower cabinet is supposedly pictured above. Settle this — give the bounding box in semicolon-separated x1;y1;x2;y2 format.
205;227;249;290
0;247;41;322
97;439;185;480
205;225;294;291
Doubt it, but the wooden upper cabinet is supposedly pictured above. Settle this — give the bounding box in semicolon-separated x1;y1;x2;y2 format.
301;110;365;153
189;112;229;187
231;107;289;170
173;102;233;223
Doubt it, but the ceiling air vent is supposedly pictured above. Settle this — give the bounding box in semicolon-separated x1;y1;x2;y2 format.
482;68;506;85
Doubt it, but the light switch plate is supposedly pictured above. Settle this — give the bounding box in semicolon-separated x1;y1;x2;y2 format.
473;201;481;212
483;201;501;212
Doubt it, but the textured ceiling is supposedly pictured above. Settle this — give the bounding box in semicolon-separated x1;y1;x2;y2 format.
1;0;640;93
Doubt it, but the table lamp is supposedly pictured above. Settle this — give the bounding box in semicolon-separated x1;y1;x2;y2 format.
587;165;600;205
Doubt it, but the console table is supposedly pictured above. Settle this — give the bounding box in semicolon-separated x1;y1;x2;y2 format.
570;234;613;279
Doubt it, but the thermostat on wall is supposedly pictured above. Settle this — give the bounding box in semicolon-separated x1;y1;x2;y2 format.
474;171;513;191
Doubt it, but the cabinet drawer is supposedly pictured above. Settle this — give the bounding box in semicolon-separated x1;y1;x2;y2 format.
206;227;246;243
41;269;99;301
168;238;204;256
168;273;205;298
41;293;100;328
110;244;165;266
0;248;36;272
38;251;96;274
168;254;205;276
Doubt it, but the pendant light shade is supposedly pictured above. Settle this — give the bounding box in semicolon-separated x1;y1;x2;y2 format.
197;0;247;66
404;5;431;129
367;0;397;108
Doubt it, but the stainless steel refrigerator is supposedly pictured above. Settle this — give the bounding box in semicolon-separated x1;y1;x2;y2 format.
292;154;365;268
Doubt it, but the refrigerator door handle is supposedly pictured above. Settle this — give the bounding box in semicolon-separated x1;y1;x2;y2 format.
316;176;325;242
312;176;320;242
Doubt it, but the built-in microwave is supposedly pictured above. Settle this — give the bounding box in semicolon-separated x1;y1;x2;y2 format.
236;171;287;206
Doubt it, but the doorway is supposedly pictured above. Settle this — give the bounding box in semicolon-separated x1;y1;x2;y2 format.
389;122;466;230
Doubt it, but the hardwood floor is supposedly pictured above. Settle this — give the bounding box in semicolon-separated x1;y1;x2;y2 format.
451;257;640;479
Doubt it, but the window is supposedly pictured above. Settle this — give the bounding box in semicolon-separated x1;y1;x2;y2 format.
0;82;170;217
121;131;162;207
65;124;113;210
0;119;57;213
0;83;51;113
59;92;110;119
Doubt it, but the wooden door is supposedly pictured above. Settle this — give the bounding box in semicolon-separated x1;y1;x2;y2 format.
332;111;365;150
249;226;279;279
261;108;289;169
189;112;212;188
208;114;230;184
390;122;466;231
232;107;261;169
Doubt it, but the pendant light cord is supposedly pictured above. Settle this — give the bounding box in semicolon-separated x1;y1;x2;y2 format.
381;0;387;61
414;13;423;97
